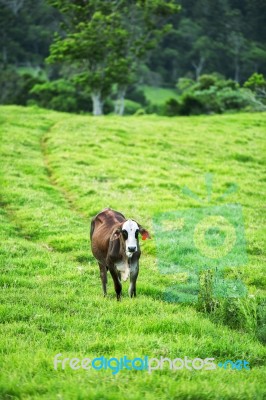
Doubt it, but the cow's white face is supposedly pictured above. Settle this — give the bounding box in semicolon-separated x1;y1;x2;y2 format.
122;219;139;258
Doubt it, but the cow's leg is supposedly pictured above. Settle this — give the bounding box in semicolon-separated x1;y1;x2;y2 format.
99;263;107;296
109;267;122;300
129;261;139;298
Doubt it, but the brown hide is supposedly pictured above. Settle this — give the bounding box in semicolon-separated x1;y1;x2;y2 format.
90;208;126;266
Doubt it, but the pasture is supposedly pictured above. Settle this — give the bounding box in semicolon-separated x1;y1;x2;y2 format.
0;105;265;399
141;85;180;105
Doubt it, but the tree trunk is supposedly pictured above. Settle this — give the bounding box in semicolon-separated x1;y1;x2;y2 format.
2;30;8;66
91;91;103;116
2;46;7;65
234;59;240;83
192;56;205;81
115;87;126;116
2;0;24;15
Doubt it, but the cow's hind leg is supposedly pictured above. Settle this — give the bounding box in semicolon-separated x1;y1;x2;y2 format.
109;268;122;301
99;263;107;296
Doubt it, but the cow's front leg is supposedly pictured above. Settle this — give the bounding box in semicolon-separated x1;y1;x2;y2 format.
129;261;139;298
98;263;107;296
109;267;122;300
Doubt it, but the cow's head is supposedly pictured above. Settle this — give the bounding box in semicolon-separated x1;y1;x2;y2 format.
113;219;151;258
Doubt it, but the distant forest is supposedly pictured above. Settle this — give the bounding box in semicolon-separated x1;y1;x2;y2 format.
1;0;266;85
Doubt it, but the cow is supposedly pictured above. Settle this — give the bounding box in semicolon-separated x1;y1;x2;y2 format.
90;208;151;300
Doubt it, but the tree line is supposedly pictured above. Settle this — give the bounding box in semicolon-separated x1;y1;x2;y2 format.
0;0;265;115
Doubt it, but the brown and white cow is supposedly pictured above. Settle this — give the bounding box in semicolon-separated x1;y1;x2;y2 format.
90;208;151;300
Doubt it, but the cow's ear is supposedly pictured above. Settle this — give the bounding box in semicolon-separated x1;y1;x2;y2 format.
139;226;151;240
112;227;121;241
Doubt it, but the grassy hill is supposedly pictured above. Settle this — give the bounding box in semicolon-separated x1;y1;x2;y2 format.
0;106;265;399
141;85;179;105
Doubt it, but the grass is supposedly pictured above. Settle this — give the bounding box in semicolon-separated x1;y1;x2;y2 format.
0;105;266;399
141;85;179;105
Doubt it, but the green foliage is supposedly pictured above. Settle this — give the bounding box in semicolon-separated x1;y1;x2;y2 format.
16;74;46;105
197;270;219;313
145;102;164;115
124;99;142;115
164;98;181;116
134;108;146;116
216;88;252;112
166;74;266;116
103;98;115;115
1;0;266;92
47;0;180;114
0;0;59;65
198;74;238;91
30;79;91;113
0;66;44;105
244;73;266;101
179;93;206;115
126;85;147;106
212;297;261;334
176;77;195;94
256;299;266;344
150;0;266;84
146;76;255;116
0;67;23;104
244;73;266;90
142;85;179;105
197;270;265;338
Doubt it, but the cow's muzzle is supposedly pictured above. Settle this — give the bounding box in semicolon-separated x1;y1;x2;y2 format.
128;246;136;253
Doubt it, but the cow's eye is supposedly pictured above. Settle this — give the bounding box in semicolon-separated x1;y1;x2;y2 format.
122;229;128;239
135;229;139;239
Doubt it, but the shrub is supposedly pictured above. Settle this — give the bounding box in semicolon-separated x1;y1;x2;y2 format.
217;78;239;90
197;74;218;90
30;79;92;113
124;99;142;115
145;102;165;115
103;98;114;114
0;67;44;105
164;98;181;116
16;74;45;105
193;87;221;114
169;73;265;116
197;270;265;343
126;85;147;106
217;88;251;111
0;67;22;104
244;73;266;102
176;77;195;94
134;108;146;116
179;93;206;115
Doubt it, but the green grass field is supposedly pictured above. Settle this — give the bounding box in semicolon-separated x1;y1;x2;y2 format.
141;85;179;105
0;105;265;399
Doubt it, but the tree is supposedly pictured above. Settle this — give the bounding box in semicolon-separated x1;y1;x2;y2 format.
0;0;24;15
47;0;180;115
0;0;59;67
148;0;266;85
244;72;266;100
